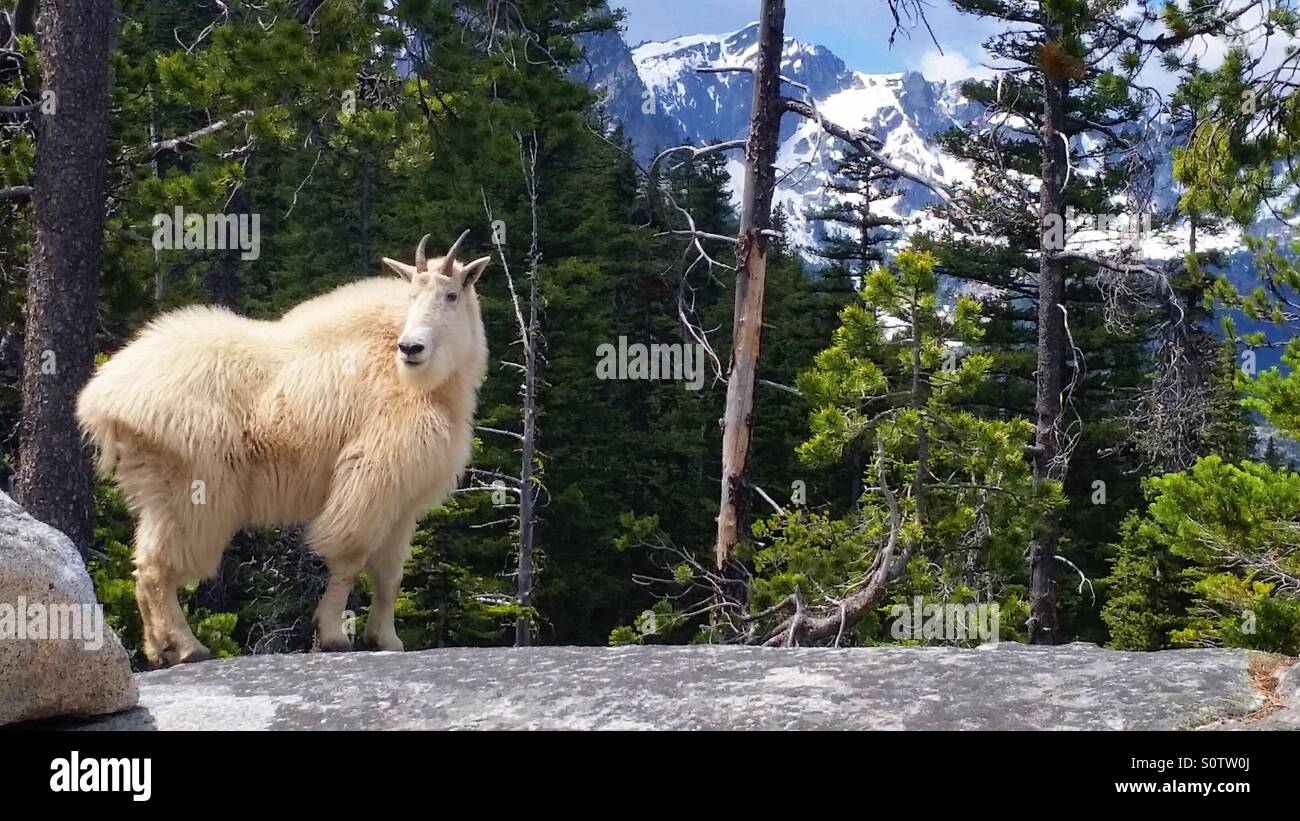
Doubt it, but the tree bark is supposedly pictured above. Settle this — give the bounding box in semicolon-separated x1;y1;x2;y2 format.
202;246;241;309
1029;28;1070;645
715;0;785;594
515;266;538;647
358;158;371;274
15;0;113;554
12;0;37;37
516;135;542;647
202;187;248;309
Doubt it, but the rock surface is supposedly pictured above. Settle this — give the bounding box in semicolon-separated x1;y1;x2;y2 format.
70;643;1296;730
0;490;138;725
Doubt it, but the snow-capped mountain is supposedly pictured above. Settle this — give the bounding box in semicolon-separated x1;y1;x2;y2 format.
578;22;980;255
579;24;1261;306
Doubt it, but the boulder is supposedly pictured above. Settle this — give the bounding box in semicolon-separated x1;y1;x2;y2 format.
0;490;137;725
71;643;1296;730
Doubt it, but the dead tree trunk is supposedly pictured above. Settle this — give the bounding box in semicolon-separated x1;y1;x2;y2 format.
15;0;113;553
1029;26;1070;645
715;0;785;593
515;135;542;648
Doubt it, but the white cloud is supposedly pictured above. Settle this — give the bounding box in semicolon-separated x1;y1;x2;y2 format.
918;49;994;83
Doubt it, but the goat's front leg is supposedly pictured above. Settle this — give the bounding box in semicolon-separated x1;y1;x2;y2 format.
310;440;421;653
308;453;396;652
362;514;417;652
314;555;363;652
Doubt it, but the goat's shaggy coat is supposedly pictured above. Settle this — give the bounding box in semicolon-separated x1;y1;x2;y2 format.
77;236;489;665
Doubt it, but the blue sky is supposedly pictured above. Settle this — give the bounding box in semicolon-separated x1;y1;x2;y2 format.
612;0;1004;80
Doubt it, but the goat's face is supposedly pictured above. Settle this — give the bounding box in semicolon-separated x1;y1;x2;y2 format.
383;231;490;390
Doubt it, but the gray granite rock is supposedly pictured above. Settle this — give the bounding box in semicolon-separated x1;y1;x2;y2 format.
70;643;1296;730
0;490;137;725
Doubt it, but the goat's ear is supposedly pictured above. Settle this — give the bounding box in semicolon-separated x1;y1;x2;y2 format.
460;255;491;289
382;257;417;280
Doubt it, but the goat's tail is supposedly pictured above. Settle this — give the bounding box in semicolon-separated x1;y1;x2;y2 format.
76;379;125;478
79;416;122;478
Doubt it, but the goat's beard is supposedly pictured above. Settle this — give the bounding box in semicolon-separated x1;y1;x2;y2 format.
395;353;451;392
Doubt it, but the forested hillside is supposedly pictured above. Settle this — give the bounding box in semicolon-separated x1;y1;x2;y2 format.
1;0;1297;664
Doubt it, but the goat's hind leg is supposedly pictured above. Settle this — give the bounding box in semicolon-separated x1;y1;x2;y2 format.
136;560;212;667
132;563;163;664
135;501;235;667
134;511;215;667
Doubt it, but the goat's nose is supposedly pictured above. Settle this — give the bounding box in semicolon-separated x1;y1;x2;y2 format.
398;341;425;356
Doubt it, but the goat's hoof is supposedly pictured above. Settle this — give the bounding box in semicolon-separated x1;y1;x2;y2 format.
176;646;214;665
361;635;404;652
318;638;354;653
155;643;213;668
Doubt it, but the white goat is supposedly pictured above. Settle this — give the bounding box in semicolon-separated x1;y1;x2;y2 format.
77;231;490;666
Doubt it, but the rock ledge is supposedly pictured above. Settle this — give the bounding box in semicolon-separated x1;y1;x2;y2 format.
70;643;1297;731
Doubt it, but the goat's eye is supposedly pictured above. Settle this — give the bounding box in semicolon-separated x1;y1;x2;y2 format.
445;291;458;304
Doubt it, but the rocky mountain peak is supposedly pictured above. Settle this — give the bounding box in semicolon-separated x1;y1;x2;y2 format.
580;24;977;255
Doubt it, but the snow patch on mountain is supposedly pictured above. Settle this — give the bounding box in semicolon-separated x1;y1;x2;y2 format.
579;23;980;258
582;23;1237;273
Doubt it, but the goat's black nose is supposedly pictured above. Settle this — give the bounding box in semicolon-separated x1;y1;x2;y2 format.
398;342;425;356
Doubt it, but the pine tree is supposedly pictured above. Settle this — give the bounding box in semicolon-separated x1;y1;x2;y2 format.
1104;458;1300;654
931;0;1227;642
755;246;1059;645
807;151;900;283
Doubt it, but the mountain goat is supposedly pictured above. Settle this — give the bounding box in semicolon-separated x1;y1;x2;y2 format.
77;231;490;666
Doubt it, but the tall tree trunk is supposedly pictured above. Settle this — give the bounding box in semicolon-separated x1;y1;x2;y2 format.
849;438;863;510
202;186;249;309
516;135;542;647
12;0;37;37
1029;30;1069;645
15;0;113;554
437;593;449;648
203;246;241;309
715;0;785;599
358;158;371;274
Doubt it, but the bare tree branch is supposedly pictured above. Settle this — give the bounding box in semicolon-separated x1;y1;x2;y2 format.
149;110;253;157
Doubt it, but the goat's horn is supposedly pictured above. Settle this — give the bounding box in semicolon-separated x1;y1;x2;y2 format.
442;229;471;277
415;233;431;271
